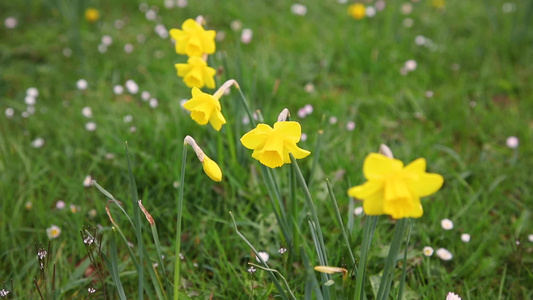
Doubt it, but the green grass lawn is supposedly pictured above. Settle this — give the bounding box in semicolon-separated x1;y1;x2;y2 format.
1;0;532;299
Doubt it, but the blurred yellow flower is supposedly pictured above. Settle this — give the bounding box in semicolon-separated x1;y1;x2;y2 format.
170;19;216;57
175;56;216;89
348;153;443;219
183;87;226;131
348;3;366;20
85;8;100;23
432;0;446;9
241;121;310;168
202;156;222;182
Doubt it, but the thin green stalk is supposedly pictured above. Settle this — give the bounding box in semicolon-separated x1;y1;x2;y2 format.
354;216;379;300
396;219;413;300
288;163;298;262
149;222;170;299
497;264;507;300
307;126;324;186
230;212;292;300
102;228;127;300
125;143;144;300
237;88;256;127
300;246;324;300
307;218;332;300
248;263;297;300
376;218;409;300
173;145;187;300
326;179;356;268
259;165;291;244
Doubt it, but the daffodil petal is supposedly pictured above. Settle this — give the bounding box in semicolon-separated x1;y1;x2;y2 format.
363;153;404;180
273;121;302;143
409;173;444;197
405;158;426;173
348;180;382;199
209;109;226;131
283;142;310;163
259;150;284;168
362;189;385;216
181;19;199;32
241;124;272;149
202;156;222;182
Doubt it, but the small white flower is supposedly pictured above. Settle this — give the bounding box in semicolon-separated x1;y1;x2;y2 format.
88;287;96;294
47;225;62;239
70;204;79;213
290;4;307;16
83;175;93;187
125;80;139;94
98;44;107;53
124;115;133;123
441;219;454;230
402;18;414;28
85;122;97;132
278;247;287;254
155;24;168;39
4;17;17;29
436;248;453;261
446;292;462;300
149;98;158;108
216;31;226;42
346;121;356;131
366;6;377;18
113;85;124;95
297;108;307;118
82;106;93;118
31;137;45;148
405;59;417;72
84;236;94;245
145;9;157;21
241;28;253;44
88;209;97;218
5;107;15;118
124;43;134;53
528;234;533;242
242;115;250;125
141;91;151;101
375;0;386;11
301;133;307;142
502;3;516;13
415;35;426;46
230;20;242;31
179;253;185;260
177;0;188;8
164;0;174;9
63;48;72;57
76;79;88;90
256;251;269;263
401;3;413;15
461;233;471;243
354;206;364;216
338;0;348;3
37;249;47;260
506;136;519;149
27;87;39;97
247;266;256;274
25;201;33;210
303;104;313;115
114;19;125;29
304;82;315;93
329;116;338;125
425;90;434;98
56;200;66;210
21;111;29;118
130;126;137;133
139;3;148;12
422;246;434;257
0;288;10;297
25;95;36;105
102;35;113;46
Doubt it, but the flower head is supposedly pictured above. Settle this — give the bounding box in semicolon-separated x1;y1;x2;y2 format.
85;8;100;23
170;19;216;57
183;88;226;130
241;121;311;168
348;3;366;20
436;248;453;261
184;135;223;182
47;225;61;239
422;246;434;256
348;153;443;219
446;292;461;300
175;56;216;89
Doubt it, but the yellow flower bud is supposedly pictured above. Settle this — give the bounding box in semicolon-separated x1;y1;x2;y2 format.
85;8;100;23
202;156;222;182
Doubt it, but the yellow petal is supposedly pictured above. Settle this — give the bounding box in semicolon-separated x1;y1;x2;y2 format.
203;30;217;54
209;109;226;131
184;71;204;88
273;121;302;143
363;153;403;180
203;66;216;89
186;36;203;57
175;63;190;77
259;150;284;168
384;196;423;219
404;158;426;173
361;189;385;216
202;156;222;182
348;180;382;199
283;141;310;163
190;111;209;125
191;87;203;98
241;124;273;150
384;177;412;203
182;19;200;32
409;173;444;197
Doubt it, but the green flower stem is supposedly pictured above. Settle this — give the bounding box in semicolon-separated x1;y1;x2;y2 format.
354;215;379;300
259;165;291;244
237;88;256;127
376;218;409;300
396;219;413;300
173;145;187;300
326;179;356;268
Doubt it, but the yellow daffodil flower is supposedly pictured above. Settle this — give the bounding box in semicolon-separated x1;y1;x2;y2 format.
170;19;216;57
348;153;443;219
348;4;366;20
85;8;100;23
175;56;216;89
241;121;310;168
183;87;226;131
